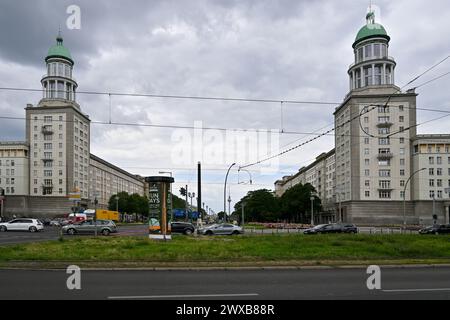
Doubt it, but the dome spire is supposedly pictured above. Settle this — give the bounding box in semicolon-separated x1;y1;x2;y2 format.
56;26;63;45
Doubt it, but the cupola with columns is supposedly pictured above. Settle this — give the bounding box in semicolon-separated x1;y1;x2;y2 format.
40;33;77;103
348;9;396;91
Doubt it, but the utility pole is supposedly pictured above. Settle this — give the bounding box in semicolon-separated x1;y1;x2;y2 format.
94;196;98;237
241;203;245;229
228;193;232;219
197;162;202;220
185;185;188;222
310;195;315;226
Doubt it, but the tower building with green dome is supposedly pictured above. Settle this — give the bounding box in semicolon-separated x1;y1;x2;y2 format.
24;34;92;212
333;8;420;225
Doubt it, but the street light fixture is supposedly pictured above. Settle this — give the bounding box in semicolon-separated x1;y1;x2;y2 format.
224;163;236;222
403;168;427;230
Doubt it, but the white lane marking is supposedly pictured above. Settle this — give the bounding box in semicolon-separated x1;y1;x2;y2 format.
383;288;450;293
108;293;259;299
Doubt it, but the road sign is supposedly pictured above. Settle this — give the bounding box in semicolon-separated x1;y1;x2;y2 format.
68;193;81;201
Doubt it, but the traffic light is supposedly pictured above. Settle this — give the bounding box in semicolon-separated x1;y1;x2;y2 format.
180;187;186;196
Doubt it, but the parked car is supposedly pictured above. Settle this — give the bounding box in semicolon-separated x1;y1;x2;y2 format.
0;219;44;233
49;220;61;226
171;222;195;235
303;223;358;235
197;223;243;236
62;219;117;236
419;224;450;235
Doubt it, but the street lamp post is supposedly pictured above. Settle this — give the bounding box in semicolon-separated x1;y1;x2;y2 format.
403;168;427;230
159;171;173;222
224;163;236;222
241;202;245;229
310;192;316;226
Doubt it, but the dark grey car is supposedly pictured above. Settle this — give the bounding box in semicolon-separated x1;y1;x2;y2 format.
62;220;117;236
197;223;243;235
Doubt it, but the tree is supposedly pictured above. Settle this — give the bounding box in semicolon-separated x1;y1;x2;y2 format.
108;191;130;213
217;211;226;221
279;183;321;223
234;189;280;222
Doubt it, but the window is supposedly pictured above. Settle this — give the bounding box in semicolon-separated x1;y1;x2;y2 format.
364;117;369;123
379;181;391;189
437;179;443;187
378;159;390;166
378;116;390;123
399;126;404;132
365;170;370;177
429;190;435;199
365;159;370;166
59;134;63;139
429;168;434;176
59;170;63;176
399;105;404;112
428;146;432;153
400;159;405;166
374;65;382;85
400;138;405;144
44;143;52;150
365;44;372;58
59;179;63;185
437;168;443;176
59;125;63;130
379;138;390;145
365;180;370;187
400;180;405;187
44;116;52;123
379;191;391;199
400;148;405;155
379;170;391;177
438;190;443;199
364;138;370;144
44;170;52;177
365;191;370;197
364;148;370;155
437;157;442;165
437;146;441;153
429;157;435;165
400;191;405;199
379;128;390;135
364;66;373;86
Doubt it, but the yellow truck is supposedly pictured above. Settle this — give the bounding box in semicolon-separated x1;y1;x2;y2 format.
95;209;119;222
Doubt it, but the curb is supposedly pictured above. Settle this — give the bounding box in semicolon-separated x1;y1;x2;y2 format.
2;263;450;272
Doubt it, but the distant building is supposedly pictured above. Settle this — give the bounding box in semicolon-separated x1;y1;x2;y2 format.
89;154;146;209
0;142;29;196
0;35;146;217
274;8;450;226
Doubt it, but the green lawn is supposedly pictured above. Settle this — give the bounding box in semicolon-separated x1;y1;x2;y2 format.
1;234;450;268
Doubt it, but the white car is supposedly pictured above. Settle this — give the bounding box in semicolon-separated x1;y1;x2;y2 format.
0;219;44;233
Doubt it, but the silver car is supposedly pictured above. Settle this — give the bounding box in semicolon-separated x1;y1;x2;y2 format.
197;223;243;236
62;219;117;236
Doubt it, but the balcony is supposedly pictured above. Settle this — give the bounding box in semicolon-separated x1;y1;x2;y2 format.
377;152;394;160
42;158;54;163
376;121;393;128
41;126;54;135
377;186;394;191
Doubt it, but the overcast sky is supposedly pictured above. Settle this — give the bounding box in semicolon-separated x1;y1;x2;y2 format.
1;0;450;213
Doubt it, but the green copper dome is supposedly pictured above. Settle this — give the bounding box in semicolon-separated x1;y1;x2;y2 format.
46;35;74;64
353;11;390;48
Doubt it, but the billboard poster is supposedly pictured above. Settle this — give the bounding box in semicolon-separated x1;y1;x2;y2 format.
145;176;174;240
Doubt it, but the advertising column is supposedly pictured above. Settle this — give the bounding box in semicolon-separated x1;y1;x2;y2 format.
145;176;174;240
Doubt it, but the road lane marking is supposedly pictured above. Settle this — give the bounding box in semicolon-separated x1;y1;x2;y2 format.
383;288;450;293
108;293;259;299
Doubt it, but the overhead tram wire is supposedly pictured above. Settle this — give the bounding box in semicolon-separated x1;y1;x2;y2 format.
0;87;340;107
0;114;427;140
239;55;450;170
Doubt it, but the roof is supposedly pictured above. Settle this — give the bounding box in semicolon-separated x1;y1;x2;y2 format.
353;11;390;48
89;154;145;183
46;35;74;64
275;149;335;186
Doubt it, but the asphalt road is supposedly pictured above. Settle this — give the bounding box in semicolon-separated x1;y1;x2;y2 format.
0;267;449;300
